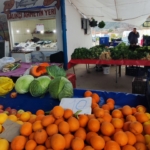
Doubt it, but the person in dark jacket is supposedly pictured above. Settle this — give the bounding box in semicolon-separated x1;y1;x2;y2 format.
128;28;140;45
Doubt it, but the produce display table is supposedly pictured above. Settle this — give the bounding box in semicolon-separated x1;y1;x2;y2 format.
0;62;62;77
68;59;150;68
0;89;147;113
68;59;150;83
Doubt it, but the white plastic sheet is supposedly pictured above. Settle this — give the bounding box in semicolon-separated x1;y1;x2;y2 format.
67;0;150;26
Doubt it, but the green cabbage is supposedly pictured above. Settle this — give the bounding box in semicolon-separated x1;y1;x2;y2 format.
15;75;34;94
49;77;73;101
46;65;66;78
29;76;51;97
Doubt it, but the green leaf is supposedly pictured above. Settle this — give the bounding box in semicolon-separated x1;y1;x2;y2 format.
74;110;82;119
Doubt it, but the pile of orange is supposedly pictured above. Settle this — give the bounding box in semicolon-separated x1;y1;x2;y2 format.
9;90;150;150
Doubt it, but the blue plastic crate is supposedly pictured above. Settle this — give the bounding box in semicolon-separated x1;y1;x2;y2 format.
0;89;147;113
99;37;109;46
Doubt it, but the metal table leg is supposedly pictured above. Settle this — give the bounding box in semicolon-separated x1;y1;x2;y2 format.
116;65;118;83
73;66;76;75
119;65;121;77
86;64;90;73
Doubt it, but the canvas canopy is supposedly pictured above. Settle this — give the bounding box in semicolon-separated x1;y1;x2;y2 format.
67;0;150;26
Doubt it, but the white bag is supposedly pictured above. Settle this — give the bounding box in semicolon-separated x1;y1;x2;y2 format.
0;57;15;70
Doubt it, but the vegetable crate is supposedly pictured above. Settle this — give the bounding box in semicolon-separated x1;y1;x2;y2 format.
132;77;147;94
125;66;145;77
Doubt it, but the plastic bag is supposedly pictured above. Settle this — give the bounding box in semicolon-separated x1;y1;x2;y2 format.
0;57;15;70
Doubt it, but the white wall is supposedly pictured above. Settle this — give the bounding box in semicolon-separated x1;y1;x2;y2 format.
65;0;92;61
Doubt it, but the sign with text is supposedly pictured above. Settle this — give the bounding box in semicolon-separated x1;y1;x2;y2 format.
0;0;60;20
60;97;92;114
7;8;56;20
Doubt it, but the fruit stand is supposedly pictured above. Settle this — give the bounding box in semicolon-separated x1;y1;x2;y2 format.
0;62;150;150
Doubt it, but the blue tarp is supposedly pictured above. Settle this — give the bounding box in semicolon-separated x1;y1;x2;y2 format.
0;89;147;113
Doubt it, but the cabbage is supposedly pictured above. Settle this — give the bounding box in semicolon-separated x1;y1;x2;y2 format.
29;76;51;97
46;65;66;78
49;77;73;101
15;75;34;94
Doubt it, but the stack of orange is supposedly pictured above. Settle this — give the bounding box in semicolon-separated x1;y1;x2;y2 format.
9;90;150;150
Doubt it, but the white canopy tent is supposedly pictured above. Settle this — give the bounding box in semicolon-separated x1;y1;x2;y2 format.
67;0;150;26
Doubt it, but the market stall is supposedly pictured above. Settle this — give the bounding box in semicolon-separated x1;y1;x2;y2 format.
68;43;150;83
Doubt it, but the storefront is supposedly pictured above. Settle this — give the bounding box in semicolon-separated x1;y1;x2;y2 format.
0;0;92;69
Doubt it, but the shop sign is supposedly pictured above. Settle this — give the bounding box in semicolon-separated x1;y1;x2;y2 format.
1;0;60;20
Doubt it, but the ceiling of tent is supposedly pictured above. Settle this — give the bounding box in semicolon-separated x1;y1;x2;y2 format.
67;0;150;26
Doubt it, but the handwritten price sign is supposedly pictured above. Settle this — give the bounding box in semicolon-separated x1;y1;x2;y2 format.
60;97;92;114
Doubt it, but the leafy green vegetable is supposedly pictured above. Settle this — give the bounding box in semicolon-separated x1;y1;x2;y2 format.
98;21;105;28
15;75;34;94
46;65;66;78
29;76;51;97
49;77;73;101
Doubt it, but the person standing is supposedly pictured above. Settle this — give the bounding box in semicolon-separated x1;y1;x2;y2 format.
128;28;140;45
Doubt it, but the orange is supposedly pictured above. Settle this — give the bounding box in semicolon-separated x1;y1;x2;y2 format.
84;90;92;97
20;112;31;122
112;109;123;118
91;102;99;110
136;105;146;113
34;129;47;144
41;115;55;127
87;119;100;132
83;146;94;150
104;140;121;150
71;137;84;150
64;133;74;149
136;134;146;143
34;145;46;150
29;133;34;140
125;131;136;145
45;137;51;149
20;122;32;136
25;140;37;150
36;109;45;116
132;107;137;114
90;135;105;149
91;93;100;103
106;98;115;105
103;113;112;122
78;115;89;128
103;136;111;142
74;127;86;140
113;131;128;146
94;108;105;118
122;105;132;116
46;124;58;136
101;122;115;136
86;132;98;144
55;117;64;125
111;118;124;129
129;121;143;135
67;117;80;132
63;109;73;119
58;121;70;135
107;103;114;110
102;104;110;110
52;106;64;119
32;120;43;132
123;121;131;131
134;112;149;123
35;115;45;121
51;134;66;150
122;145;136;150
126;115;136;122
134;142;147;150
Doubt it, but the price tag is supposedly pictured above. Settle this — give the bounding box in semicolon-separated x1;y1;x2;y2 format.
60;97;92;114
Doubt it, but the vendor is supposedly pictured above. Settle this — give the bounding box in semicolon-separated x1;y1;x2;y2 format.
128;28;140;45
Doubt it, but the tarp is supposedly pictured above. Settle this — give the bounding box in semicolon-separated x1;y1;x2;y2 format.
0;89;147;113
67;0;150;26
